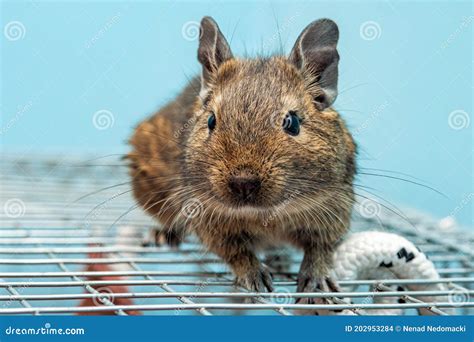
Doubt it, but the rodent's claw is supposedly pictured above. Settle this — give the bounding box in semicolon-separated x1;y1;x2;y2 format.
234;264;274;303
325;276;342;293
296;273;340;294
260;266;274;292
295;276;341;315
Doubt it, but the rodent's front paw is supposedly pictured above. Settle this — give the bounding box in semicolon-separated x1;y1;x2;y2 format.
296;275;341;314
234;264;274;302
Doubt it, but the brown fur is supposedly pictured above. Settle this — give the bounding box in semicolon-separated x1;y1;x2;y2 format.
127;26;356;301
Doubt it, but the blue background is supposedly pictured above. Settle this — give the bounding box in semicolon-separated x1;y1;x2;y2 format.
1;0;472;226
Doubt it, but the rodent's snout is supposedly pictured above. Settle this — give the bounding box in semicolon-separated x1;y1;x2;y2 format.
227;171;262;204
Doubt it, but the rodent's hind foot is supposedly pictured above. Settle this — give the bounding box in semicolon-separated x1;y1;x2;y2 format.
156;228;183;248
142;227;184;248
295;276;341;315
234;264;274;303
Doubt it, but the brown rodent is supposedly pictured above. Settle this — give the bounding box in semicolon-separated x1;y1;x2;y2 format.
127;16;356;302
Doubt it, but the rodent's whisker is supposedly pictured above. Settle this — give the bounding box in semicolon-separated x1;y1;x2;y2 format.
71;180;133;204
358;172;447;198
291;195;328;230
132;144;225;171
332;108;365;114
353;187;409;217
78;153;127;163
336;82;370;96
291;166;445;200
300;191;348;229
311;183;405;221
108;202;142;229
72;173;204;204
81;177;204;229
82;189;134;223
63;163;128;167
358;167;431;183
351;191;418;232
131;129;189;149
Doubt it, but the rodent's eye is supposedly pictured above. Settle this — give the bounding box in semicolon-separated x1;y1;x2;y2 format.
207;112;216;131
282;111;301;136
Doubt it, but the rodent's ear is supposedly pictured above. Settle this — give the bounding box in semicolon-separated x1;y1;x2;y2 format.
198;16;233;96
289;19;339;110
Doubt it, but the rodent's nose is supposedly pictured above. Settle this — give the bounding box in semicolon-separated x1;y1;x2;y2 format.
228;175;261;202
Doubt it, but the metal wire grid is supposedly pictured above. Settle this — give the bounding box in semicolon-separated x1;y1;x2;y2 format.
0;155;473;315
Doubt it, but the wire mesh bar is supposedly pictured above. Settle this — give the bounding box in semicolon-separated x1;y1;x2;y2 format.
2;289;472;301
1;278;473;288
1;302;473;315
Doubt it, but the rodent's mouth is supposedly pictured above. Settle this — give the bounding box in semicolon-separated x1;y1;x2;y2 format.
210;192;289;216
225;201;273;211
217;201;278;217
203;189;275;213
213;194;264;209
